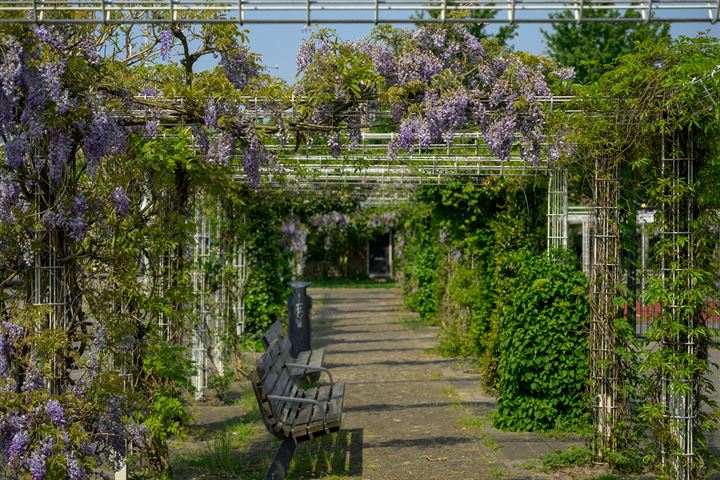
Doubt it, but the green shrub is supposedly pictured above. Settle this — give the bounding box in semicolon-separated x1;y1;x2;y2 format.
438;257;495;359
402;227;443;322
208;368;236;403
494;249;589;432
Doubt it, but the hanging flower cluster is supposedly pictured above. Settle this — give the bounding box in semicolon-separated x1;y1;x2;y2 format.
190;43;275;187
366;210;398;230
293;29;382;157
0;318;146;480
281;217;309;277
0;27;132;256
294;25;574;163
0;26;143;479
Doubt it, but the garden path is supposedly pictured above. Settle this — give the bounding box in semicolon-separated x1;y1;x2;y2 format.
306;286;587;480
172;286;611;479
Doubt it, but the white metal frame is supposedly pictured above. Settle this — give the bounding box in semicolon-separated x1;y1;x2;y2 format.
4;0;718;24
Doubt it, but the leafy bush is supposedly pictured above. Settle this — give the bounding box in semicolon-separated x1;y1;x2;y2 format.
407;231;442;321
208;369;237;404
437;257;495;359
494;250;589;431
134;341;196;472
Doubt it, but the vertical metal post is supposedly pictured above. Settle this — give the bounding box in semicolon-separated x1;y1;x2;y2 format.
582;219;591;275
213;201;226;376
388;228;394;278
232;235;248;338
637;208;655;337
589;157;621;460
660;131;695;480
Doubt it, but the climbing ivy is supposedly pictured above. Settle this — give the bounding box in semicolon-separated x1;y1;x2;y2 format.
494;249;589;431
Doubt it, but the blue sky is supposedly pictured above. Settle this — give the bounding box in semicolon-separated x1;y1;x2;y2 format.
238;21;718;83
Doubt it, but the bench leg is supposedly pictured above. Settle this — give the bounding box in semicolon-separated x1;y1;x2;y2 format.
265;438;297;480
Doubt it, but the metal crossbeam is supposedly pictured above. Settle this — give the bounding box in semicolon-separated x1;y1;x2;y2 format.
2;0;718;24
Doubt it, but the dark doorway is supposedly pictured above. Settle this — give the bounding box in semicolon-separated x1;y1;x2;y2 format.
368;230;392;277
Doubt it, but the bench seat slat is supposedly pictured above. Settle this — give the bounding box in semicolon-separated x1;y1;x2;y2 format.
287;386;320;437
293;383;344;441
289;347;325;378
306;348;325;369
305;385;333;436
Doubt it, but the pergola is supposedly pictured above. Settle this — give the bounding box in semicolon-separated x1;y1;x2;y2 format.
8;14;717;480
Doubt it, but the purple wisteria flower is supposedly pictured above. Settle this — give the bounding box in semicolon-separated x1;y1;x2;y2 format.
0;321;23;377
296;35;332;72
65;453;86;480
127;420;148;446
366;211;397;229
395;116;431;153
40;61;65;106
243;135;268;188
111;187;129;216
8;430;29;467
327;133;341;158
73;193;88;216
45;400;66;427
145;119;160;137
28;448;46;480
554;67;575;82
281;218;308;256
159;29;173;61
66;217;87;243
33;25;66;51
5;135;29;170
396;50;443;86
204;100;218;128
22;360;44;392
48;130;73;183
0;175;20;224
207;133;233;166
220;44;258;90
83;105;111;174
0;37;23;101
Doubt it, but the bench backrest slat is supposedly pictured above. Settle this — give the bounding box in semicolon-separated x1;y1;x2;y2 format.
262;321;284;350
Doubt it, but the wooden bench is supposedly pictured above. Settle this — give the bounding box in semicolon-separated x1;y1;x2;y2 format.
262;320;325;383
251;338;345;480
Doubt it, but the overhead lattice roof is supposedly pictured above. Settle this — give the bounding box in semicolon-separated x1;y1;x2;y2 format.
0;0;717;24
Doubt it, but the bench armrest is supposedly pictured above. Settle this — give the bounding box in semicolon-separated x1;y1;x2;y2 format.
285;364;334;384
267;395;327;424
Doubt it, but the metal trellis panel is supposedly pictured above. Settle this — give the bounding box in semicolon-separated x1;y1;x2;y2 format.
659;131;696;480
547;168;568;250
589;156;622;461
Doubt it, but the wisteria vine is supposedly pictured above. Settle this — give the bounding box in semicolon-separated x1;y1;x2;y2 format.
294;25;574;163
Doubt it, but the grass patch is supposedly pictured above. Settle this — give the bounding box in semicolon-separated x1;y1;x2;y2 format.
457;414;488;431
541;445;593;472
402;315;430;331
441;386;460;399
583;475;625;480
288;429;363;479
172;386;363;479
309;278;396;289
172;387;269;478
